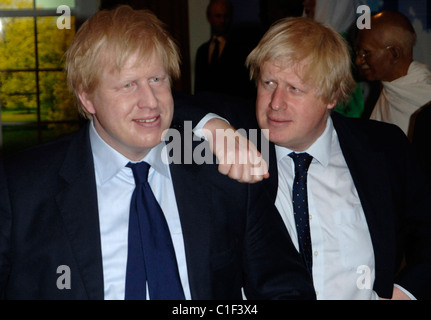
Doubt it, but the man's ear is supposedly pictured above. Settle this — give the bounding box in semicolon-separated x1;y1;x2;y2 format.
387;46;402;64
77;91;96;115
327;99;338;111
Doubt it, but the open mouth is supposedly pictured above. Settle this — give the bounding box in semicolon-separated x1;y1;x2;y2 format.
133;115;161;126
135;117;159;123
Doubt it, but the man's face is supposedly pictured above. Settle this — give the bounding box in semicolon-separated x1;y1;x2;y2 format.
355;29;394;82
79;51;174;161
256;60;335;152
207;2;232;36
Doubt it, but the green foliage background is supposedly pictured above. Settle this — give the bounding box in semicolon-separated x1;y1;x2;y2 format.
0;0;79;155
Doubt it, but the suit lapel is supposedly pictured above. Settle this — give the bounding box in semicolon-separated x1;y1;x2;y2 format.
263;140;279;204
55;125;104;300
170;163;213;299
168;128;213;299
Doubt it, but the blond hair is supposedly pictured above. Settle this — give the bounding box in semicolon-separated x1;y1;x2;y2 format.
65;5;181;119
246;17;356;105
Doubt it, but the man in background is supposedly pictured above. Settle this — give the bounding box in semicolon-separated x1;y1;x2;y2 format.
355;10;431;138
194;0;255;99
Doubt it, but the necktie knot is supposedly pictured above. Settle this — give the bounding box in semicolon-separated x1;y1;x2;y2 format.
289;152;313;174
127;161;150;185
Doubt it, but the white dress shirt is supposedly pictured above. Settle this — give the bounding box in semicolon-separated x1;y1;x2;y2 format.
275;117;378;300
89;121;191;300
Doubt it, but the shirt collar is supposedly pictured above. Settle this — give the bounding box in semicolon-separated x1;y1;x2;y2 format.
89;120;170;185
212;35;226;43
275;116;334;167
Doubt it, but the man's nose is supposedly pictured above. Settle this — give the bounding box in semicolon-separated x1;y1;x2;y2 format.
270;87;287;111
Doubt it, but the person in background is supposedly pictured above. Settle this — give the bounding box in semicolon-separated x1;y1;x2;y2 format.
0;6;315;300
355;10;431;139
194;0;255;99
244;16;431;300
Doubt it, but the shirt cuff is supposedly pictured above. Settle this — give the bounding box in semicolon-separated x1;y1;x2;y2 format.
193;113;229;140
394;284;417;300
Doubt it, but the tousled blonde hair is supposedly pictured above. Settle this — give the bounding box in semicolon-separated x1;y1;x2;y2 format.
66;5;181;119
246;17;356;105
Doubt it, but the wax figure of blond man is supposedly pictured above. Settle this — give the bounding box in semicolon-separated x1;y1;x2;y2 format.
240;17;431;300
0;6;315;300
355;10;431;139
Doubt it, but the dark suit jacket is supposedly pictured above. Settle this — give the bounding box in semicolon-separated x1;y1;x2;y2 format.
0;99;314;300
412;101;431;185
193;92;431;299
262;112;431;299
194;34;255;99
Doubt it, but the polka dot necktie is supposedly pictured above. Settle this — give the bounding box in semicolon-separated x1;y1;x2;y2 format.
289;152;313;275
125;161;185;300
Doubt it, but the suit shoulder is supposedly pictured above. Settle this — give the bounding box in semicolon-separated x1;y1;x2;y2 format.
2;128;81;175
196;41;211;56
333;112;407;142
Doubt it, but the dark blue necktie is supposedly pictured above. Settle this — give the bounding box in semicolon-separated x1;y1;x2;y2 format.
210;37;220;65
125;161;185;300
289;152;313;275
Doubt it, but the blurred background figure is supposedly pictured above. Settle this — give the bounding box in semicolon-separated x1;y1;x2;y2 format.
194;0;255;99
355;10;431;139
304;0;358;35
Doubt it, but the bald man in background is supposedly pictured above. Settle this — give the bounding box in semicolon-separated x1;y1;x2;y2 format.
355;10;431;139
